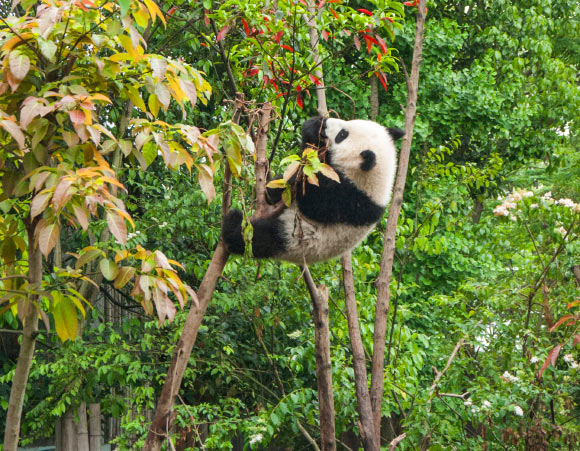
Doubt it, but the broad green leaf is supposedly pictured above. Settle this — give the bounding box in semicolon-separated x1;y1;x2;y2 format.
99;258;120;281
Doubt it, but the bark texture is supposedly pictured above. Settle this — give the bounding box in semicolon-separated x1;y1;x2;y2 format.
342;253;378;450
370;1;428;441
3;226;41;451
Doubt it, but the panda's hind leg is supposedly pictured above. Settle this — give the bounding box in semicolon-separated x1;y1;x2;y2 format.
222;209;286;259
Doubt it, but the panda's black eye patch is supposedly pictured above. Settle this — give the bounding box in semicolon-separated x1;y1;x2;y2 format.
360;150;376;171
335;128;349;144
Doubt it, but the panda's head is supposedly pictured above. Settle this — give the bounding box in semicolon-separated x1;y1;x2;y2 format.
302;117;404;206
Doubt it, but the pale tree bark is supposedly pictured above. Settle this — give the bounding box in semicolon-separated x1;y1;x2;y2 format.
76;402;90;451
306;1;327;117
341;253;379;450
144;96;251;451
370;1;428;442
3;224;41;451
370;75;379;121
304;3;337;449
88;403;102;451
303;269;336;450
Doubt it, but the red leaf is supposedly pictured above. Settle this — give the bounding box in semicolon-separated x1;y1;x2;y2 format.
376;35;388;53
296;92;303;109
357;8;373;16
241;18;250;36
383;16;394;23
573;334;580;346
216;25;229;42
549;314;575;332
273;30;283;43
281;44;294;52
322;30;329;41
376;71;387;91
539;344;562;378
363;35;378;54
353;35;361;51
330;8;339;20
309;74;321;86
69;109;85;125
167;6;177;16
204;9;210;26
343;29;351;36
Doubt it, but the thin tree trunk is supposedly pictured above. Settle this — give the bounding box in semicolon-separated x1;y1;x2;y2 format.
62;407;77;451
370;75;379;121
341;253;378;450
88;403;102;451
370;1;427;442
303;269;336;451
306;0;327;117
76;402;90;451
144;98;245;451
304;4;336;448
3;224;41;451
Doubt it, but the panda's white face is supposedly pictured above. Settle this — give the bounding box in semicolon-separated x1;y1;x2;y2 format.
324;118;398;207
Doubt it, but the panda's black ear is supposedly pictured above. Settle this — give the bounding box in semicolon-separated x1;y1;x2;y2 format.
388;127;405;141
301;117;327;150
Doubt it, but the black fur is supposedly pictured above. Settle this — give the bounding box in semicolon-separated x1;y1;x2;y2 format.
295;170;384;226
360;150;376;171
222;209;287;258
301;116;327;149
388;127;405;141
335;128;349;144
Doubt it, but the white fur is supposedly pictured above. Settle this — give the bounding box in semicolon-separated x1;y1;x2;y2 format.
275;118;398;264
276;206;376;264
324;118;397;207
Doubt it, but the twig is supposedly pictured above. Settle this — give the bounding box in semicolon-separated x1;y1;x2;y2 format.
427;337;465;406
388;433;407;451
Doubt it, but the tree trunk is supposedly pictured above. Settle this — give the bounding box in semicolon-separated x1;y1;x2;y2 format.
144;96;245;451
62;407;77;451
304;270;336;451
76;402;90;451
370;1;428;442
471;198;484;223
342;253;378;450
88;403;102;451
370;75;379;121
3;225;42;451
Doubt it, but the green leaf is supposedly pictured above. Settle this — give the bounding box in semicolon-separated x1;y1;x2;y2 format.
118;0;131;17
99;258;120;281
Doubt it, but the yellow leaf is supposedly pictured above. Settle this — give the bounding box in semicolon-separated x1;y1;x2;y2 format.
1;33;33;52
127;85;147;112
144;0;167;27
118;34;135;59
148;93;159;117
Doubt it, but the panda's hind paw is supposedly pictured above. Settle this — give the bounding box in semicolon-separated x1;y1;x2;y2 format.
222;209;245;255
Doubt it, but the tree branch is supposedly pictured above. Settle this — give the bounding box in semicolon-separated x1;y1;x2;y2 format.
370;0;428;441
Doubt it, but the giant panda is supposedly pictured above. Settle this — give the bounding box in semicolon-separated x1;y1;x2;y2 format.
222;116;404;264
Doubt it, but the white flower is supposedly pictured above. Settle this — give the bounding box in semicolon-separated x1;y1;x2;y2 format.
159;222;168;229
287;330;302;339
249;433;263;445
464;399;473;407
509;214;517;221
571;362;579;369
542;191;552;200
502;371;519;383
556;198;576;208
555;226;567;236
509;191;523;202
513;405;524;417
530;356;540;363
482;400;492;409
530;203;539;209
493;205;509;216
523;191;534;198
563;354;574;363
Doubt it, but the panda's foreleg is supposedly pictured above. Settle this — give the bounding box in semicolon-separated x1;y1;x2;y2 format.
222;209;286;259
